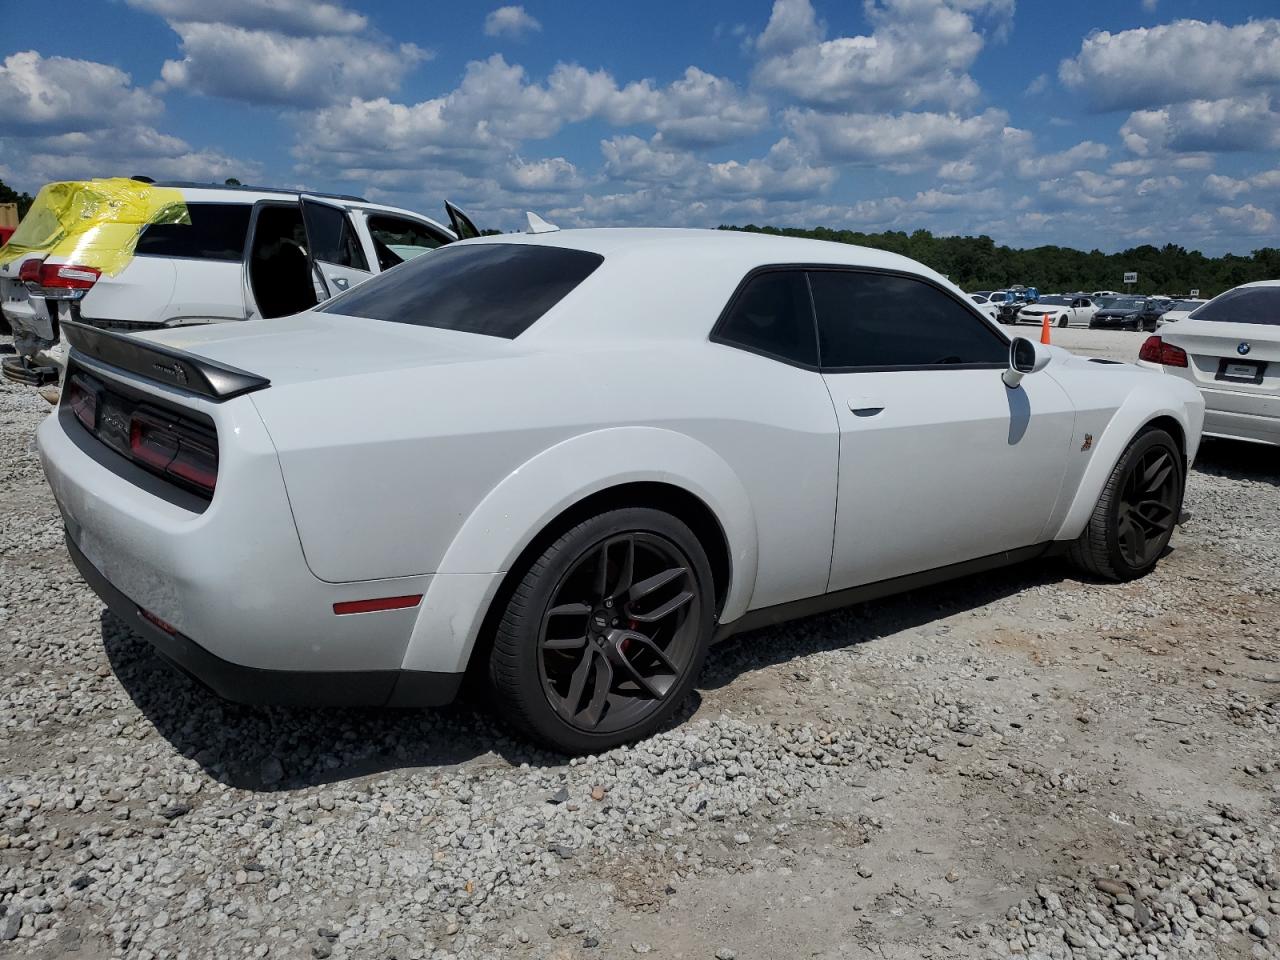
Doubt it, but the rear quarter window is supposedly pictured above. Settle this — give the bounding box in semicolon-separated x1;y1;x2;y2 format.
319;243;604;338
1191;287;1280;326
134;203;251;261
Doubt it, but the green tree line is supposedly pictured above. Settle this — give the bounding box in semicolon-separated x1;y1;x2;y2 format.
720;224;1280;298
0;179;35;219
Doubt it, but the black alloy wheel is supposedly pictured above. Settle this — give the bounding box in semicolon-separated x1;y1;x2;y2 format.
1114;445;1180;569
1068;428;1184;582
537;533;701;733
489;508;714;753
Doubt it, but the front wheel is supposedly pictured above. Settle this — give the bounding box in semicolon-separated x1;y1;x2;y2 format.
488;507;715;753
1057;315;1069;328
1067;428;1183;582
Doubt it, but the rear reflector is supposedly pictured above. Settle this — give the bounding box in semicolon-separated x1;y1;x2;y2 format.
1139;336;1189;368
139;607;178;635
333;595;423;616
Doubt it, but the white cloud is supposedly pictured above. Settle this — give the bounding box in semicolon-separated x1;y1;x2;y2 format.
157;22;428;106
0;51;160;134
3;125;254;186
1059;19;1280;112
1141;0;1158;11
125;0;367;36
601;136;700;183
786;107;1007;165
1014;140;1109;178
501;156;582;192
1120;94;1280;155
1203;168;1280;200
703;138;837;199
752;0;1011;111
1214;203;1276;235
1024;73;1049;96
484;6;542;39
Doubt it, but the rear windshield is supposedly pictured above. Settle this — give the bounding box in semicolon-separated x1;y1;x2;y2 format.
135;203;251;261
1191;286;1280;326
320;242;604;338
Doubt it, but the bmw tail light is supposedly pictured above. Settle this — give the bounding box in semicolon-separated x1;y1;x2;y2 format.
1139;336;1188;368
129;409;218;495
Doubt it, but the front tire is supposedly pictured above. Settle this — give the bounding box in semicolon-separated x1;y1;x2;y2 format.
1057;315;1069;328
1067;428;1183;582
488;508;715;753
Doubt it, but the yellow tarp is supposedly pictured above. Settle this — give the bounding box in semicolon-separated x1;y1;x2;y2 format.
0;178;189;276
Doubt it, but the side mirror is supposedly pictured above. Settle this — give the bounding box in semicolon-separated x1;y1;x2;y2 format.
1003;336;1051;388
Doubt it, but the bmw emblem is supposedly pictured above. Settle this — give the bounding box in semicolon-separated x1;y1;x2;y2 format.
1238;342;1251;356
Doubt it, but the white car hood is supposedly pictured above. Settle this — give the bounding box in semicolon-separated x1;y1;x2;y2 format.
135;310;518;387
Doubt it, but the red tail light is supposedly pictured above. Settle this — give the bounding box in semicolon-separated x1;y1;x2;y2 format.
18;257;44;284
129;410;218;495
65;375;100;432
39;263;100;289
1139;336;1188;368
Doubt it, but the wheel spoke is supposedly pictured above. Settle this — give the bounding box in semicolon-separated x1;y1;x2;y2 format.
562;648;594;718
542;634;588;651
608;536;635;599
593;542;610;598
548;602;591;617
629;590;694;623
1118;514;1145;564
610;630;678;699
1139;454;1174;495
576;653;613;728
628;566;686;603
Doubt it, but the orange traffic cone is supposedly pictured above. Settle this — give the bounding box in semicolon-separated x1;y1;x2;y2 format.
1040;313;1052;345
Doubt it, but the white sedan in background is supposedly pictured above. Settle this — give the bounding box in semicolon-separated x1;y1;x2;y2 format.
1138;280;1279;446
1015;295;1098;328
1155;298;1209;326
38;229;1204;752
969;292;1000;323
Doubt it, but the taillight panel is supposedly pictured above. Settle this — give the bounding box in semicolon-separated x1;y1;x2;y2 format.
21;260;101;300
1138;336;1188;368
62;365;219;500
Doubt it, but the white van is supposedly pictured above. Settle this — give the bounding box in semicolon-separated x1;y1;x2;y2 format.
1;181;479;384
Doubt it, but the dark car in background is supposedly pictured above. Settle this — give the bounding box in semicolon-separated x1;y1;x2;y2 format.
1089;296;1173;332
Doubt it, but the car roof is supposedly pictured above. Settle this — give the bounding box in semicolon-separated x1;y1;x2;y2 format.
151;181;447;226
453;228;992;343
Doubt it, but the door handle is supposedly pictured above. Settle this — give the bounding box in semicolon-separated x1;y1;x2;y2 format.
330;276;350;291
847;397;885;417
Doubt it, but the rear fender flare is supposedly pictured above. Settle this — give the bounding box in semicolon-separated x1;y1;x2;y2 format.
1052;387;1200;541
400;426;758;674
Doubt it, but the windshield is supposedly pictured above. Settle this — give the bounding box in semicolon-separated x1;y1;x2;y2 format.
1107;298;1144;311
1189;286;1280;326
1031;295;1069;306
1169;299;1204;311
319;242;604;338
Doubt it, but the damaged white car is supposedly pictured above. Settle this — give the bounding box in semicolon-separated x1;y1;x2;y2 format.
0;178;478;385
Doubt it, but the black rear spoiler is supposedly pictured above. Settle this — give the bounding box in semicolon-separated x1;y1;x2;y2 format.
62;320;269;402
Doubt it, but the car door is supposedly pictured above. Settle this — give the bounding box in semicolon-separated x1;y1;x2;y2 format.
360;212;453;273
299;195;373;298
445;201;481;241
810;269;1077;593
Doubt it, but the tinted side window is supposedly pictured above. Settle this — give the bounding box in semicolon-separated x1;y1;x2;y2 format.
1192;286;1280;326
135;203;251;261
301;202;369;271
714;271;817;367
319;243;603;339
366;215;446;270
810;271;1007;369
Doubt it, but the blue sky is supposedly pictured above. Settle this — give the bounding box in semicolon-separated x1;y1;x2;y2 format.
1;0;1277;254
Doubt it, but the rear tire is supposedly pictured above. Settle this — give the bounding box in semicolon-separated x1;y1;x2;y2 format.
488;507;715;754
1067;428;1183;582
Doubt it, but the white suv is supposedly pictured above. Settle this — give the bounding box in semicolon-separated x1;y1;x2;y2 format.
1;182;478;384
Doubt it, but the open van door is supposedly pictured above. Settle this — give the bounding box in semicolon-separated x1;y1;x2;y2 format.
445;201;481;241
299;195;373;298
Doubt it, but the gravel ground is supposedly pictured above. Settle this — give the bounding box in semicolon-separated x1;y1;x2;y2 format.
1;351;1277;960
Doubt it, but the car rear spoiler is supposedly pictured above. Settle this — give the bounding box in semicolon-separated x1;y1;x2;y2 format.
61;320;270;402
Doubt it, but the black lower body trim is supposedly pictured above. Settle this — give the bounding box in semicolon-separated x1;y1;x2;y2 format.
66;531;463;708
715;542;1057;641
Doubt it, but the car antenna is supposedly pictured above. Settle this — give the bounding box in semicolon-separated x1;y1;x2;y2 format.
526;212;560;234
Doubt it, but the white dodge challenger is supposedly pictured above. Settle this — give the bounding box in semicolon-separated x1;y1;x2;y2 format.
37;229;1205;752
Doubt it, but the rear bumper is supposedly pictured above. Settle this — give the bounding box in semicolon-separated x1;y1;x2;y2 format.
68;532;462;707
1202;405;1280;446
